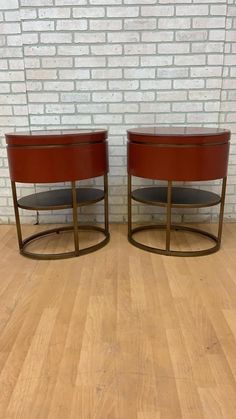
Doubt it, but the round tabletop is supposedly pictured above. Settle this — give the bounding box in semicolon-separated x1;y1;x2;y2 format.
5;129;108;146
127;126;230;145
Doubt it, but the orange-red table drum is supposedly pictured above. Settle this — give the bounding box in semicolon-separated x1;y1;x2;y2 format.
127;126;231;257
5;129;110;259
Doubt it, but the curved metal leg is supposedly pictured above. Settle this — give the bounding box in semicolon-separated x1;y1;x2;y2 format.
128;174;132;239
217;176;227;246
166;180;172;252
11;181;23;250
104;174;109;236
71;181;79;255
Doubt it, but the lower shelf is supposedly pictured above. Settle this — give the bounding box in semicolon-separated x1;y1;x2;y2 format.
18;187;104;210
132;186;221;208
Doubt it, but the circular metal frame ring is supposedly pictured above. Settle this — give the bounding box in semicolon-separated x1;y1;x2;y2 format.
129;224;220;257
20;225;110;260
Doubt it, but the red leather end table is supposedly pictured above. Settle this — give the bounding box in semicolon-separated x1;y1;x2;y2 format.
127;126;231;256
6;129;109;260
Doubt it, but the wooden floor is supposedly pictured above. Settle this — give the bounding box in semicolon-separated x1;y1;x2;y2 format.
1;223;236;419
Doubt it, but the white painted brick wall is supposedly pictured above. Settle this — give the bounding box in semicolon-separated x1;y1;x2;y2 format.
0;0;235;225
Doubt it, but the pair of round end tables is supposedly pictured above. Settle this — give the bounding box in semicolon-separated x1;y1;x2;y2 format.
5;126;230;260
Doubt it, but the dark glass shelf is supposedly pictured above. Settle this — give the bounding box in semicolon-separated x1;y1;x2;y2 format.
131;186;221;208
18;187;104;210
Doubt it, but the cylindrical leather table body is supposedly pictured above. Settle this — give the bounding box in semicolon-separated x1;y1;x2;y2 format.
6;130;108;183
127;127;230;181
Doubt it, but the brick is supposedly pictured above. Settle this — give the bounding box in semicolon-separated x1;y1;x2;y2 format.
174;79;205;89
12;83;27;93
74;33;106;43
174;55;206;66
76;80;107;90
109;103;139;112
92;92;122;102
93;114;122;124
28;93;59;102
108;56;139;67
191;67;222;78
90;45;122;55
30;115;60;125
59;69;90;79
0;0;18;9
156;91;187;101
1;23;21;34
20;9;37;20
124;44;156;55
22;21;54;32
55;0;86;4
40;33;72;44
189;91;220;101
109;80;139;90
124;18;156;30
24;58;40;68
21;0;53;4
176;5;209;15
26;69;57;80
56;19;87;31
142;31;173;42
124;91;155;102
38;8;71;18
9;59;24;70
0;71;25;82
158;18;191;29
74;57;106;67
158;43;190;54
61;115;91;124
90;0;121;3
61;93;90;102
172;102;203;112
24;46;56;56
210;5;227;15
141;80;172;90
73;7;105;18
57;45;89;55
175;30;207;42
193;17;226;29
107;6;139;17
157;68;189;78
90;20;122;31
77;104;107;113
187;113;218;123
0;116;28;126
140;103;170;112
141;5;174;16
22;33;39;45
124;68;155;79
141;56;172;66
42;57;73;68
45;104;75;114
155;114;185;123
208;54;224;65
210;30;226;41
4;11;20;21
92;69;122;79
43;81;74;91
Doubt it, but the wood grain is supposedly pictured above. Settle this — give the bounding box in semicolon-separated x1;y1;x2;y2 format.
0;223;236;418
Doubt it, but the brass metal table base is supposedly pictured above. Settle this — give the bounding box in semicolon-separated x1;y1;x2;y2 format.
128;224;219;257
20;225;110;260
